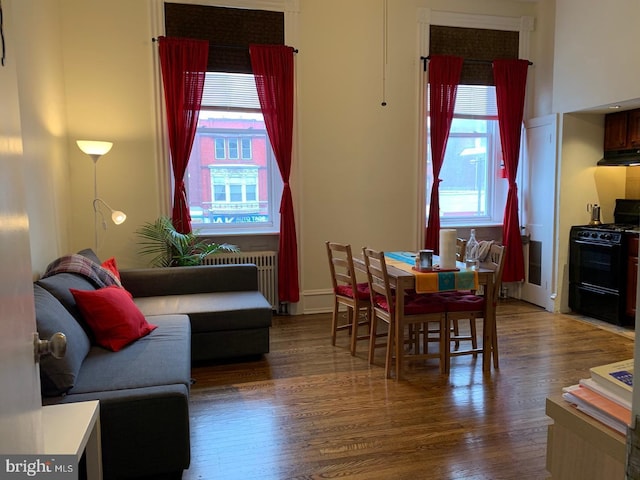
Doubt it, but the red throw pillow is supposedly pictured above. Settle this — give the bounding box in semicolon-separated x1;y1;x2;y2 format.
101;257;121;281
70;286;157;351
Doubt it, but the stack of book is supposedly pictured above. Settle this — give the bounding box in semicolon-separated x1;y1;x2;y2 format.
561;358;634;435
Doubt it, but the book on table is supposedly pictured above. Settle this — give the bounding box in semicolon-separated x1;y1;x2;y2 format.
562;384;631;435
578;377;631;410
589;358;633;404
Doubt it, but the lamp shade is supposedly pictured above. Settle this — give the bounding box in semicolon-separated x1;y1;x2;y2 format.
76;140;113;156
111;210;127;225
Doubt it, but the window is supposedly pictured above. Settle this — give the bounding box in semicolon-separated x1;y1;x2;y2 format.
164;2;288;234
241;137;252;160
185;72;282;232
426;85;507;225
422;12;532;227
214;138;225;159
228;138;239;159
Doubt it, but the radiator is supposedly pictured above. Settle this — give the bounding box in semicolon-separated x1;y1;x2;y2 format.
203;251;278;309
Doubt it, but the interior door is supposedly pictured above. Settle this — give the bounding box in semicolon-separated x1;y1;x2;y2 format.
520;114;558;311
0;0;43;454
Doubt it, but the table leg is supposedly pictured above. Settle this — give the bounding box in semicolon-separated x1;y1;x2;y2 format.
85;414;103;480
483;276;495;372
395;278;407;380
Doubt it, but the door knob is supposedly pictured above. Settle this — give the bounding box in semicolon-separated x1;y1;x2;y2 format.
34;332;67;362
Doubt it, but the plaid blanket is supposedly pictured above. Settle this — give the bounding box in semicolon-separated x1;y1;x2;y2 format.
42;254;122;288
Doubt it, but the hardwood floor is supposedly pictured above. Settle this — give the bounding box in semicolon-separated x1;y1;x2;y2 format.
184;300;634;480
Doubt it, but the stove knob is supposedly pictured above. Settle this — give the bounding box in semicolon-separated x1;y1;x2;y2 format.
591;232;598;238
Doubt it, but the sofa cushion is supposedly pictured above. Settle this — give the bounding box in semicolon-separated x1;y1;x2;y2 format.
77;248;102;264
36;273;97;324
133;291;272;333
71;286;157;352
33;284;91;396
69;314;191;394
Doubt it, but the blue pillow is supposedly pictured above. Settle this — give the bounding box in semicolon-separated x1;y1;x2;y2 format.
34;284;91;396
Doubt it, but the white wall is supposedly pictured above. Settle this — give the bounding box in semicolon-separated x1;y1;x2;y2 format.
59;0;160;268
298;0;538;312
11;0;69;276
553;0;640;113
14;0;544;312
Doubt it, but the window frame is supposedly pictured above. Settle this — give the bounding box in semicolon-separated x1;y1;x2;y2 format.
426;86;508;227
188;102;283;235
418;9;533;231
153;0;299;237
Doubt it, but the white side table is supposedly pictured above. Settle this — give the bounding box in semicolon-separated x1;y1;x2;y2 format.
42;400;102;480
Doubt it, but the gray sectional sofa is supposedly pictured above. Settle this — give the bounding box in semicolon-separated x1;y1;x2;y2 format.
120;264;273;363
34;249;272;479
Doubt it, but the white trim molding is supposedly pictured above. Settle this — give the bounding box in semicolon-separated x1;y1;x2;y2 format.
419;9;534;62
155;0;300;13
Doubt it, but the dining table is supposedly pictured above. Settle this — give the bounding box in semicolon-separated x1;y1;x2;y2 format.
354;251;498;378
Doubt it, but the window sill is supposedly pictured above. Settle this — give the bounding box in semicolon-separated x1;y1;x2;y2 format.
440;222;503;229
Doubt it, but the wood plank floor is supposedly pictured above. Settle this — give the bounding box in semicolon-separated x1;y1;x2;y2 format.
184;300;634;480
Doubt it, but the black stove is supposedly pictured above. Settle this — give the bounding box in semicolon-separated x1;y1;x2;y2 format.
571;226;625;244
569;199;640;326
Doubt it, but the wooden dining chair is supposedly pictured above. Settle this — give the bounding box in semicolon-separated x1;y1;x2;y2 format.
326;241;372;355
456;237;467;262
450;237;470;349
441;244;506;373
362;247;449;379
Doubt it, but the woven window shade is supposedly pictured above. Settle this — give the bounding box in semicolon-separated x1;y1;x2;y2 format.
429;26;519;85
164;3;284;74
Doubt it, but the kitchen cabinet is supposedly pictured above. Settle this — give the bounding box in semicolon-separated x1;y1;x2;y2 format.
627;235;638;319
604;109;640;151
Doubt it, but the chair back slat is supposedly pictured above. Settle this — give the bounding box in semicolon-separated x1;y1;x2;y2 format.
456;238;467;262
326;241;359;293
478;244;506;304
362;247;395;313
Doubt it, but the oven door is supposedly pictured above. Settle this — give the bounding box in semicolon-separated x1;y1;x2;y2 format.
569;239;623;292
569;283;623;325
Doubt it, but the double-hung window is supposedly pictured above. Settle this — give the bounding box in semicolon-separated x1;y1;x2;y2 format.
427;85;506;225
423;13;532;228
164;2;287;234
186;73;282;232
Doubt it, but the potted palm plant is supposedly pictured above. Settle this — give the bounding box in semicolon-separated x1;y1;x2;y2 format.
136;216;238;267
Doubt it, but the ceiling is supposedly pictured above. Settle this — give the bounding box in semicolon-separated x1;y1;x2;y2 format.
579;99;640;115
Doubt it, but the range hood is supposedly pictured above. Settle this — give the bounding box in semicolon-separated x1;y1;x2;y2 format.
598;149;640;166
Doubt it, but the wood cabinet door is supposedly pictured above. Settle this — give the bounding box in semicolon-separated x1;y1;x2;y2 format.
604;111;628;150
627;110;640;148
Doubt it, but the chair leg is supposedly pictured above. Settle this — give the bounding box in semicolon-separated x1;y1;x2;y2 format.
441;315;451;374
492;317;499;369
470;316;479;357
452;318;460;349
368;313;378;364
385;322;394;379
349;306;358;356
421;322;428;354
330;299;339;346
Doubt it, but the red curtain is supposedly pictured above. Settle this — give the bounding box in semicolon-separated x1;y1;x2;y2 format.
249;44;299;303
493;59;529;282
158;36;208;234
425;55;463;253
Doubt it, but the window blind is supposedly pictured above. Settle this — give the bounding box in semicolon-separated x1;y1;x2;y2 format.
164;3;284;74
429;25;519;86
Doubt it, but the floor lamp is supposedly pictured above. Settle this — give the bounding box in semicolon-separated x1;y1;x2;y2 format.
76;140;127;252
